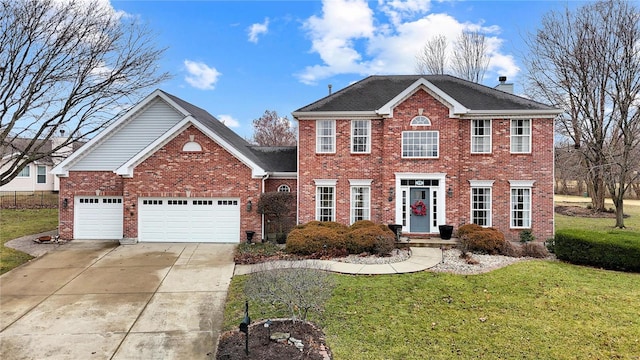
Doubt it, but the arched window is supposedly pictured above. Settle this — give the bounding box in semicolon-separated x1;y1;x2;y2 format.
182;141;202;152
278;184;291;192
410;115;431;126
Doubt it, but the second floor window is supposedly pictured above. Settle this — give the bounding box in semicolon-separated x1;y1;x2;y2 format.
471;119;491;153
511;119;531;153
351;120;370;153
316;120;335;153
402;131;439;158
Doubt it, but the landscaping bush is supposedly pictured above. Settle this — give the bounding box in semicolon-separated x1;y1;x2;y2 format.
458;225;515;256
554;229;640;272
286;220;396;256
456;223;483;238
345;225;395;255
521;242;550;258
285;226;345;255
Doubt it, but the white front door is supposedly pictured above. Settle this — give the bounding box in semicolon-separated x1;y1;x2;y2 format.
74;197;123;239
138;198;240;243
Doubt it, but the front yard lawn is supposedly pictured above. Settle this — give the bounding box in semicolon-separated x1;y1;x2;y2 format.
0;209;58;274
223;260;640;359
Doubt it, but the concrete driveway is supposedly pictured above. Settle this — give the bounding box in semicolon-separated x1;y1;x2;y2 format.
0;240;236;360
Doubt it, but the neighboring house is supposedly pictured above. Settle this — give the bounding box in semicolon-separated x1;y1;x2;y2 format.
52;90;296;242
52;75;560;243
0;136;75;192
292;75;561;241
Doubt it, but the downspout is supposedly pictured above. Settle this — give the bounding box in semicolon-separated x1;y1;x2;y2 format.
261;173;270;241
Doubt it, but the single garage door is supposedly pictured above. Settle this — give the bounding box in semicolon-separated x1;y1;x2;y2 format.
74;197;124;239
138;197;240;243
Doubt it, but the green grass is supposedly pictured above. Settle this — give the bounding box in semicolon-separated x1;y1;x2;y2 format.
0;209;58;274
224;261;640;359
555;196;640;233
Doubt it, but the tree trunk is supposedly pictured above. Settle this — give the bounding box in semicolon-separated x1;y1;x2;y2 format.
613;197;625;228
588;177;606;211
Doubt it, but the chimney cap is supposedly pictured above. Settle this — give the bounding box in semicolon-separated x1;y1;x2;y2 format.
498;76;507;83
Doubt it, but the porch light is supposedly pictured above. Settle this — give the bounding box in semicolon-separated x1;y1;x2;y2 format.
246;200;252;212
447;187;453;198
63;198;68;208
388;187;394;202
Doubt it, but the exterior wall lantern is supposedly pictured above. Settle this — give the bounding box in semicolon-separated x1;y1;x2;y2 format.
246;200;252;212
388;187;394;202
447;186;453;198
63;198;68;208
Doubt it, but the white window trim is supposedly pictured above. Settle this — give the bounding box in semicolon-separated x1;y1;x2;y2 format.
17;165;30;177
469;180;494;227
316;119;336;154
315;184;336;222
350;185;371;224
471;119;492;154
410;115;431;126
350;119;371;154
277;184;290;192
510;183;533;229
314;179;337;186
36;165;47;184
510;119;532;154
348;179;373;186
401;131;439;159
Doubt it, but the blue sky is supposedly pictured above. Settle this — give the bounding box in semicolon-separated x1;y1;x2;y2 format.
108;0;583;139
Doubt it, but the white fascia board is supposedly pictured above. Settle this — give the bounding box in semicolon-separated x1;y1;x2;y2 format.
460;109;562;119
377;78;469;118
268;172;298;179
115;117;268;178
52;89;181;176
292;111;378;120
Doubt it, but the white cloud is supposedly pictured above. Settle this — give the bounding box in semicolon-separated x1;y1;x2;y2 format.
248;18;270;43
216;114;240;128
183;60;221;90
298;0;519;85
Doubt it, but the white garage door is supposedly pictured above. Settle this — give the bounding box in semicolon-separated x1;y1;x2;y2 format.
74;197;123;240
138;197;240;243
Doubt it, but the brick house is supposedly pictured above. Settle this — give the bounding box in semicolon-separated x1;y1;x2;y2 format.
292;75;560;241
52;75;559;243
52;90;296;243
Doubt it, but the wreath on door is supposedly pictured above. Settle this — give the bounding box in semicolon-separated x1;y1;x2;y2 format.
410;200;427;216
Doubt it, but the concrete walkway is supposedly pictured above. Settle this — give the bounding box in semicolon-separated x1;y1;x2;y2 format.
234;247;442;275
0;241;235;360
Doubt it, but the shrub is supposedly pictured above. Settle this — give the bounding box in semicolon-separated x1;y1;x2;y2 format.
286;220;396;256
349;220;377;231
244;261;336;321
456;223;483;238
234;242;284;264
345;225;396;255
521;242;550;258
285;226;344;255
519;229;536;243
554;229;640;272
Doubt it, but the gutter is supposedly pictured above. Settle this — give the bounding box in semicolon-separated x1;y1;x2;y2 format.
260;173;270;241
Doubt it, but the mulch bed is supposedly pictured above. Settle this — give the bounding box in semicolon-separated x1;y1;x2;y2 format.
216;319;330;360
555;205;628;218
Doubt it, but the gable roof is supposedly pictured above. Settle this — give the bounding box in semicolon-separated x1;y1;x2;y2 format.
53;89;297;177
293;75;561;118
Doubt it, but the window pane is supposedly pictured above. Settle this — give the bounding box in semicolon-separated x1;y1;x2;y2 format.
472;187;491;226
316;186;335;221
402;131;439;158
511;188;531;228
18;166;30;177
316;120;335;153
511;119;531;153
37;165;46;184
351;120;370;153
350;186;370;223
471;120;491;153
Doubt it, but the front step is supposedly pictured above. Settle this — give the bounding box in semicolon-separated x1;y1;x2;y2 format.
396;237;459;249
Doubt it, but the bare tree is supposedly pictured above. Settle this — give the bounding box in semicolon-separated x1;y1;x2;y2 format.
451;31;490;83
0;0;169;186
250;110;297;146
526;0;640;227
415;34;448;75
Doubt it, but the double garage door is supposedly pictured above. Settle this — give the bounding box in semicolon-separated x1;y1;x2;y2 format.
74;196;240;243
138;197;240;243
